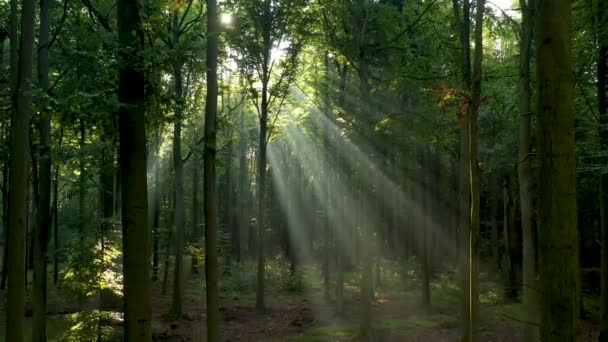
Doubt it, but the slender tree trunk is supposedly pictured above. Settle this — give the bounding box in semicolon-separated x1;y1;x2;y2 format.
191;154;200;273
162;192;173;295
117;0;152;335
255;0;271;312
79;119;86;242
518;1;538;339
453;0;475;339
1;162;8;290
464;2;484;338
33;0;52;336
322;52;331;301
152;158;161;281
205;0;220;338
598;0;608;338
490;184;500;271
170;10;185;318
7;0;35;337
52;128;63;286
536;0;579;339
421;153;431;309
335;63;348;315
237;103;248;262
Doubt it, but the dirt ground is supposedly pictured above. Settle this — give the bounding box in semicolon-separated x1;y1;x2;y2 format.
0;271;601;341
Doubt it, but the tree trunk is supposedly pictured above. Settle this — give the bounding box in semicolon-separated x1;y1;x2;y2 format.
79;119;86;242
170;10;185;318
117;0;152;335
517;0;538;339
322;52;331;301
7;0;35;337
335;62;348;315
204;0;220;339
152;158;161;281
191;154;200;273
453;0;475;339
598;0;608;337
536;0;579;339
1;162;8;290
237;103;248;262
52;128;63;286
33;0;52;336
465;2;484;338
255;0;271;312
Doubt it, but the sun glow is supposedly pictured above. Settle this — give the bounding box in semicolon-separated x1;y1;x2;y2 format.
220;13;233;26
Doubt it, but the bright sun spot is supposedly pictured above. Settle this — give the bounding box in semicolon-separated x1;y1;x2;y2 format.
220;13;232;25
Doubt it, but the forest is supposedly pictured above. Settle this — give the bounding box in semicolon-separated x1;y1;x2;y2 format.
0;0;605;340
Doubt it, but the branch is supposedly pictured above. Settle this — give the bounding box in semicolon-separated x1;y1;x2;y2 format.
178;0;195;30
48;0;70;49
487;1;520;38
573;71;600;123
179;0;204;35
48;60;76;93
80;0;112;32
373;0;440;54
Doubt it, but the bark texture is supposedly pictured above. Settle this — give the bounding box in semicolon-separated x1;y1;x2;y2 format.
536;0;580;340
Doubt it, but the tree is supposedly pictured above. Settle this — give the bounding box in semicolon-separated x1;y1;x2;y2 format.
598;0;608;337
6;0;35;339
32;0;53;337
517;0;538;340
204;0;220;339
117;0;152;336
536;0;580;339
452;0;483;339
227;0;306;311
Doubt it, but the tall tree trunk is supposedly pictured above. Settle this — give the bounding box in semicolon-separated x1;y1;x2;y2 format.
204;0;220;339
237;103;248;262
170;11;185;318
191;154;200;273
421;153;431;309
152;157;161;281
335;63;348;315
79;119;86;242
52;128;63;286
464;2;484;338
33;0;52;336
1;162;8;290
7;0;35;337
536;0;579;339
518;0;538;339
598;0;608;337
322;52;331;301
453;0;475;339
117;0;152;335
490;182;500;271
255;0;271;312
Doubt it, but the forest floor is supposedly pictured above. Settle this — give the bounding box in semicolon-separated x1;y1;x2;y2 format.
0;259;601;341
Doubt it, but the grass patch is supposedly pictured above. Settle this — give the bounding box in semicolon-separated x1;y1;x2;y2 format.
299;314;458;341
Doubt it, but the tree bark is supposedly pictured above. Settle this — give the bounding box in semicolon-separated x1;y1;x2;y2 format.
170;10;185;318
255;0;271;312
517;0;538;340
598;0;608;338
33;0;52;336
191;153;200;273
117;0;152;335
205;0;220;339
536;0;580;339
7;0;35;337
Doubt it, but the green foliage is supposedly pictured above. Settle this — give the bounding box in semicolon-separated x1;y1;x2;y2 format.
59;310;123;342
62;229;123;300
220;257;304;295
